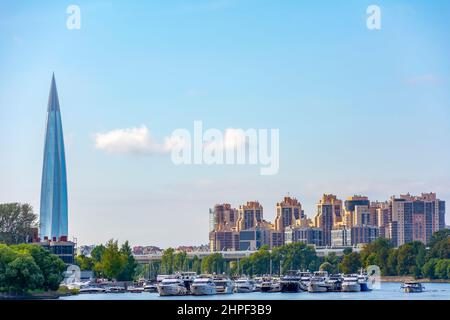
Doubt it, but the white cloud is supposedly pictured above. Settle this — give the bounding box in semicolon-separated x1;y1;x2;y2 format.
94;125;181;155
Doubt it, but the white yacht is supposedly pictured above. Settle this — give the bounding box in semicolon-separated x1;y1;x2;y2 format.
157;277;188;296
341;275;361;292
307;271;329;293
179;272;197;292
299;272;312;291
260;276;281;293
234;278;257;293
190;275;217;295
213;275;234;294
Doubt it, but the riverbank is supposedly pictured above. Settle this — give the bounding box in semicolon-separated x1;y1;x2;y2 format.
0;291;60;300
381;276;450;283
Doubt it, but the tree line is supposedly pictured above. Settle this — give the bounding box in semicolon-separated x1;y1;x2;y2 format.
135;230;449;280
0;244;66;295
75;239;137;281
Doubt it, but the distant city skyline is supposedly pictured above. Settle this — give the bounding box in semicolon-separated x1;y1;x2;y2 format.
1;1;449;247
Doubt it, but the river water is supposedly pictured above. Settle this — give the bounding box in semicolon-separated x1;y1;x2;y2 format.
61;282;450;300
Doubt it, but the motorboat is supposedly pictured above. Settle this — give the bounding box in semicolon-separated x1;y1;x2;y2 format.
190;275;217;295
143;283;158;293
299;272;312;291
213;275;234;294
157;277;189;296
79;286;106;294
106;286;126;293
280;270;302;293
358;273;371;292
341;275;361;292
308;271;329;293
127;286;144;293
178;272;197;292
234;277;257;293
325;274;343;292
260;276;281;293
402;282;424;293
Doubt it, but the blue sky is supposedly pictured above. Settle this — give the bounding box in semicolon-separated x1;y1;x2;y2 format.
1;0;449;247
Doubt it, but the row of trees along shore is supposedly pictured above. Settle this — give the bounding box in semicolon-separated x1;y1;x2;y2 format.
1;203;449;291
132;230;449;280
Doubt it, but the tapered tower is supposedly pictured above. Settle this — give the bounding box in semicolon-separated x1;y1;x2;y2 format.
39;74;68;241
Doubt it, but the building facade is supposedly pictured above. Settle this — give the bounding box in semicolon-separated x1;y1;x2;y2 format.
285;226;323;246
390;193;446;246
314;194;343;246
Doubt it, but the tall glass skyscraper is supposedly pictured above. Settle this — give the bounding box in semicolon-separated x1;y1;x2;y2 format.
39;74;68;241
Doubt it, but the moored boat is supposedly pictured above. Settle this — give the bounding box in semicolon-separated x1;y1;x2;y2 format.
280;270;302;293
79;286;107;294
307;271;329;293
190;275;216;295
341;275;361;292
234;277;257;293
213;275;234;294
260;276;281;293
402;282;424;293
157;277;188;296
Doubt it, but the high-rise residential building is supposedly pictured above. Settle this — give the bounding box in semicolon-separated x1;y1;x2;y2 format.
390;193;446;246
209;203;238;232
236;201;263;231
274;196;304;232
39;74;69;242
343;195;370;227
209;203;240;251
285;226;323;247
372;201;391;238
314;194;343;246
209;230;240;251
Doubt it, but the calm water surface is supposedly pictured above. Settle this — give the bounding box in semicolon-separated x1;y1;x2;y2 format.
61;282;450;300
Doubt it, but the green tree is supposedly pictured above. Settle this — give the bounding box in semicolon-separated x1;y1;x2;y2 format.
91;244;105;263
360;238;393;275
161;248;175;274
422;258;438;279
339;252;362;274
13;244;65;291
396;241;426;277
100;240;125;280
75;255;94;271
201;253;225;274
117;241;137;281
174;251;188;272
435;259;450;279
0;203;37;245
191;255;201;274
249;246;271;275
3;255;44;293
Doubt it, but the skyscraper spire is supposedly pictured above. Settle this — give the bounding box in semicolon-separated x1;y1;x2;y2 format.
40;74;68;241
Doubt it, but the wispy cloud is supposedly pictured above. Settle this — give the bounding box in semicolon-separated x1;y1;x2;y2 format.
94;125;182;155
405;74;442;86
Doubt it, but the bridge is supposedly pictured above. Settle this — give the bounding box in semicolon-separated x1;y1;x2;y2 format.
134;247;361;264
